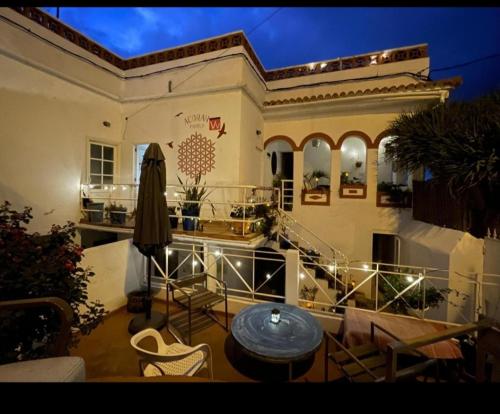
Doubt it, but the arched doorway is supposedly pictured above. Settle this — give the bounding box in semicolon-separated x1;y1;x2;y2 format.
264;139;295;210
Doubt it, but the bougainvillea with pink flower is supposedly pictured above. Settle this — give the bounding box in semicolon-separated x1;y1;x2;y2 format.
0;201;106;363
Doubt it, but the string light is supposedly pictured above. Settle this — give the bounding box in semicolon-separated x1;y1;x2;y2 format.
236;261;242;268
300;272;305;279
266;273;271;279
214;250;221;257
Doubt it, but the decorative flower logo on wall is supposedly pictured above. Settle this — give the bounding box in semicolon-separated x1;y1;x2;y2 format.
177;132;216;178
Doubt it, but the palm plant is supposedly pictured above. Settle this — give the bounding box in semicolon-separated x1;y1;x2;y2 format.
177;172;216;217
384;90;500;237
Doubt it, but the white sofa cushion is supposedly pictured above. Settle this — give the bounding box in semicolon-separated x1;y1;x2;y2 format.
0;357;86;382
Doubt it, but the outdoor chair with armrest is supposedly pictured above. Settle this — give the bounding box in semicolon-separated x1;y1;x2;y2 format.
166;272;228;345
324;321;437;383
130;328;213;379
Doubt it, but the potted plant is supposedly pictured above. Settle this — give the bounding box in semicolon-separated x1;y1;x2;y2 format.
177;173;215;231
300;285;319;308
253;203;277;239
168;206;178;229
105;202;127;225
377;182;412;207
378;270;451;316
303;169;329;190
339;171;366;198
229;204;254;235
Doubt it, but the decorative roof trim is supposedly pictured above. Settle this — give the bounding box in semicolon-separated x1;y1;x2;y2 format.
11;7;430;80
263;77;463;107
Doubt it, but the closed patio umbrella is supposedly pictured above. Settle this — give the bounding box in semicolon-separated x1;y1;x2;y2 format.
128;143;172;334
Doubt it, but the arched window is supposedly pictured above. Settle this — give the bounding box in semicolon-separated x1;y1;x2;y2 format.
303;138;331;190
301;137;331;205
376;136;412;207
340;136;367;185
377;136;409;187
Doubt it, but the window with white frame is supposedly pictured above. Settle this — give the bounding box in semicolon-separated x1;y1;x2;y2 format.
134;144;149;184
89;141;116;188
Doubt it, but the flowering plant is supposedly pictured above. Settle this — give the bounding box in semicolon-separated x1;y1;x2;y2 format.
0;201;106;363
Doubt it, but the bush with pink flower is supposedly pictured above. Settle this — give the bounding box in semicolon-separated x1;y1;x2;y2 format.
0;201;106;364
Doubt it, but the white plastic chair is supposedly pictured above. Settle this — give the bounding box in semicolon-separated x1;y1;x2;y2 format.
130;328;213;379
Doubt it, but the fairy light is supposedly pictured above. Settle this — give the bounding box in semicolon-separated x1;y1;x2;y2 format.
266;273;271;279
104;186;109;190
300;272;305;279
328;265;334;272
362;264;369;270
236;261;242;268
174;192;179;197
406;276;414;283
320;62;327;69
122;185;127;190
214;250;221;257
167;248;172;256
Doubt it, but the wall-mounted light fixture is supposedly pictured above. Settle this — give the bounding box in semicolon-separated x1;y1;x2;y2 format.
256;130;262;135
103;121;111;127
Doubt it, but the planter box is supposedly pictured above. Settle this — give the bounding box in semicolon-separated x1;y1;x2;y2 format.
301;189;330;205
110;211;127;225
87;202;104;223
169;216;179;229
182;216;198;231
376;191;412;208
339;184;366;199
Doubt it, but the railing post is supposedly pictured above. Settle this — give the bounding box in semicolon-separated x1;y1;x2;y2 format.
205;242;217;292
375;263;379;312
475;272;482;323
285;249;300;306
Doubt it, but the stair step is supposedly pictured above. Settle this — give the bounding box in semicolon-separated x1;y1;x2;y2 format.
342;354;387;377
332;343;380;365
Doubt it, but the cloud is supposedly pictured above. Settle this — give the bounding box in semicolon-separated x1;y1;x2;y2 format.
134;7;160;28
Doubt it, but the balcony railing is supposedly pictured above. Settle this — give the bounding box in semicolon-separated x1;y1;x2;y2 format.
146;241;500;325
80;182;280;238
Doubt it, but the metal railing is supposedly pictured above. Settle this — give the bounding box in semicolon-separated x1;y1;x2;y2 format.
80;182;279;237
149;241;286;304
144;240;500;325
280;179;294;210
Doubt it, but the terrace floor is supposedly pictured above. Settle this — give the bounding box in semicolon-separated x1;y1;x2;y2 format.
71;300;344;382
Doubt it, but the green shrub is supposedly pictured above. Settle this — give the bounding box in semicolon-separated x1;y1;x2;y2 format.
0;201;106;363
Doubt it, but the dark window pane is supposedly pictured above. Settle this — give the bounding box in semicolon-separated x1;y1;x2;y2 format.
103;161;113;175
90;174;101;184
90;160;102;174
90;144;102;159
103;175;113;184
103;146;114;161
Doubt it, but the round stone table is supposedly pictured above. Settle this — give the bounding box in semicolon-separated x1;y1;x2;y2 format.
231;303;323;380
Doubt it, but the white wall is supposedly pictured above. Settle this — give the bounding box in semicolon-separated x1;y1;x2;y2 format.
0;53;122;233
448;232;484;323
81;239;144;313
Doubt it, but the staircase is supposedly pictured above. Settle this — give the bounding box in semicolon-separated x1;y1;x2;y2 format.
273;207;349;309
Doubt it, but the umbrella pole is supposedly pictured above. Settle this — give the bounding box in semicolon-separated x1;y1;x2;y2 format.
146;255;152;320
128;253;166;334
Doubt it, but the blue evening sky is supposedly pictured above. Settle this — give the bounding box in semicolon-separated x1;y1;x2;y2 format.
42;7;500;101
